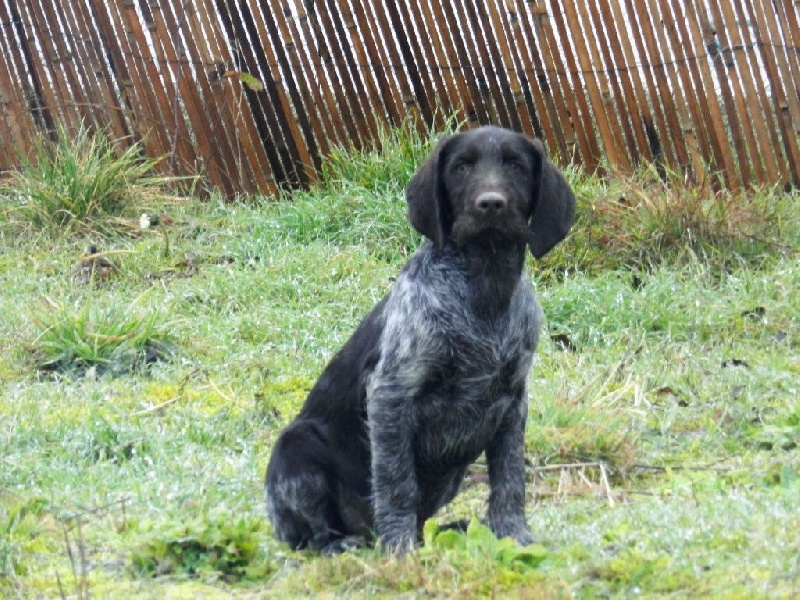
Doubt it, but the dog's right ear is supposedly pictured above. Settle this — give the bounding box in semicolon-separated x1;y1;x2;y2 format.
405;135;453;249
527;139;576;258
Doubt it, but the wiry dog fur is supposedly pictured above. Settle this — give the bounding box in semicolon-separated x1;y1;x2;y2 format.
265;126;576;554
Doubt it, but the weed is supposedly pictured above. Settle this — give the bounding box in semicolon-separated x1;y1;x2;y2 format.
30;296;175;377
590;547;690;593
319;116;458;191
1;124;185;237
131;512;273;581
242;191;415;263
76;416;150;464
421;518;548;570
528;389;637;474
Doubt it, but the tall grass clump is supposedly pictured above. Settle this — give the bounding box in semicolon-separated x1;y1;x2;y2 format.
2;123;182;236
319;117;453;193
30;297;175;377
546;162;798;275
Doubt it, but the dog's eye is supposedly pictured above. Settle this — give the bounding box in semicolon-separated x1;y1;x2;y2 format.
503;159;524;172
453;161;472;174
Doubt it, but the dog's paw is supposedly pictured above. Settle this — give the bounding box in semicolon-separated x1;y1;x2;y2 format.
490;518;535;546
320;535;368;556
381;533;418;555
379;529;418;555
376;511;418;555
438;519;470;533
509;527;535;546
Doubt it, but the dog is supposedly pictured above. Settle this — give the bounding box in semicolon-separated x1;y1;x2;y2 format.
265;125;576;554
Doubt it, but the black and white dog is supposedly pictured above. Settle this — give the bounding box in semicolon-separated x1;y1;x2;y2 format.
265;126;576;554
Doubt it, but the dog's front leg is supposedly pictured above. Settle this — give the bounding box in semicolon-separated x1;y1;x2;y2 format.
485;393;535;546
366;389;419;554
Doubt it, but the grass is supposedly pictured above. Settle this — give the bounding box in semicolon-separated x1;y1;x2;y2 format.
543;162;796;276
30;296;175;377
0;124;186;237
0;123;798;597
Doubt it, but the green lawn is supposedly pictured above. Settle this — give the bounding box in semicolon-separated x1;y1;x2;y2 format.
1;128;798;598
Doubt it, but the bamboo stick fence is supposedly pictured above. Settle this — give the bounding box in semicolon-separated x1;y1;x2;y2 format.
0;0;798;196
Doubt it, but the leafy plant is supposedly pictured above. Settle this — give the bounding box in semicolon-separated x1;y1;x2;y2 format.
131;513;273;581
1;123;184;236
31;297;174;377
421;519;548;572
591;547;682;591
246;190;414;262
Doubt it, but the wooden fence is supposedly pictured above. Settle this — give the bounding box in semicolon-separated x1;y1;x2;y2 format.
1;0;798;197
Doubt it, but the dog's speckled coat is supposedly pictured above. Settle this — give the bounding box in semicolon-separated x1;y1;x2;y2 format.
265;126;576;554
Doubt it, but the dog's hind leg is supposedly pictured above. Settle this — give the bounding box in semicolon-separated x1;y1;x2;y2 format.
265;424;348;552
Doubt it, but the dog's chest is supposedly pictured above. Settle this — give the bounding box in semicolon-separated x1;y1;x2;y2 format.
413;384;517;472
411;317;535;469
373;252;541;468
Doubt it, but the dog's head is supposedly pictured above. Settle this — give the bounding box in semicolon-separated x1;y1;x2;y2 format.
405;126;575;258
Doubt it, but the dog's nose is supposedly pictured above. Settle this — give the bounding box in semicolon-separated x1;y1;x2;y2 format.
475;192;508;214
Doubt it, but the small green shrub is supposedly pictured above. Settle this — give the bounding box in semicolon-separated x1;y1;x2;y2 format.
131;513;273;581
2;123;183;236
31;297;174;377
246;190;414;262
590;548;687;592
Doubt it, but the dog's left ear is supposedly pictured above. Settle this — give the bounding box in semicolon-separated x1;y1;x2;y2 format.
405;135;453;249
527;139;576;258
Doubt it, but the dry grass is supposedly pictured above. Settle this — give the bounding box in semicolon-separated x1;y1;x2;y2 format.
545;162;797;276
